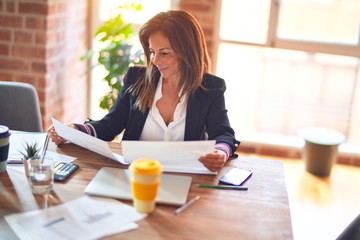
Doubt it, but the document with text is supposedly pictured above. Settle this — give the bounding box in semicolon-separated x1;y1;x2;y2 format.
5;196;146;240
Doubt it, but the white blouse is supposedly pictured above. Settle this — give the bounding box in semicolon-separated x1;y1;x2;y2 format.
140;77;187;141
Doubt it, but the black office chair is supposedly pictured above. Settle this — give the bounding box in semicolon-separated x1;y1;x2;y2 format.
336;214;360;240
0;81;43;132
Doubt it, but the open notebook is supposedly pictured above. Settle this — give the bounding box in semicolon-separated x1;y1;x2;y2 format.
84;167;192;206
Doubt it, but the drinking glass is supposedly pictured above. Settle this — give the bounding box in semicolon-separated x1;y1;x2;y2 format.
29;164;54;195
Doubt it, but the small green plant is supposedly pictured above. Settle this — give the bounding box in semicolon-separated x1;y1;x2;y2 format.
19;142;41;160
81;3;144;111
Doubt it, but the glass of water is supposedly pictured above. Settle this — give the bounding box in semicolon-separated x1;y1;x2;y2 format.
29;164;54;195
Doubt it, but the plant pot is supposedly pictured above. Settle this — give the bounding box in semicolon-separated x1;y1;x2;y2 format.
23;156;42;177
298;127;345;177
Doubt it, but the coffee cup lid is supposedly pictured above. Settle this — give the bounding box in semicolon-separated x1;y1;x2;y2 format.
129;158;162;175
0;125;10;138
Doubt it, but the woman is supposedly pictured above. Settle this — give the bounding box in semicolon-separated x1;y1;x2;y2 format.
48;10;240;172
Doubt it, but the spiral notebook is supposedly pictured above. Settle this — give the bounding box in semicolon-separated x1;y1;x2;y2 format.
84;167;192;206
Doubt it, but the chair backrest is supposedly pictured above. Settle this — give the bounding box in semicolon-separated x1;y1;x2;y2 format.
336;214;360;240
0;81;43;132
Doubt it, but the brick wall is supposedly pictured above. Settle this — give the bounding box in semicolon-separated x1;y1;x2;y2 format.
179;0;218;69
0;0;88;130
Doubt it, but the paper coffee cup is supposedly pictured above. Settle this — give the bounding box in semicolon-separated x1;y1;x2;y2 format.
129;158;162;213
0;125;11;172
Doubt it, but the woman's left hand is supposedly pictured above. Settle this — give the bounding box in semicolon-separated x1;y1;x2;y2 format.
198;150;226;172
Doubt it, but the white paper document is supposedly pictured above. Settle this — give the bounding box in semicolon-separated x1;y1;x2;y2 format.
122;140;216;174
51;118;127;165
8;131;49;162
5;196;146;240
6;151;77;174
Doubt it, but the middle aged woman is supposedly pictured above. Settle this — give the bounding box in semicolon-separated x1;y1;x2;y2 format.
48;10;240;172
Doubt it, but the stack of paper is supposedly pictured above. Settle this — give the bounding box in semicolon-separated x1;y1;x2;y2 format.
5;196;145;240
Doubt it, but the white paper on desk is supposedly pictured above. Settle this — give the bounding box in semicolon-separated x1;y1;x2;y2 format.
122;140;216;174
6;151;77;174
8;131;49;161
4;196;145;240
52;117;127;165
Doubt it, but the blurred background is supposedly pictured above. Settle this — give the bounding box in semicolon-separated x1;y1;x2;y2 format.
1;0;359;160
89;0;360;161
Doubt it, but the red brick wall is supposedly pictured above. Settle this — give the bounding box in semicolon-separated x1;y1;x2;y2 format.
0;0;89;130
179;0;218;70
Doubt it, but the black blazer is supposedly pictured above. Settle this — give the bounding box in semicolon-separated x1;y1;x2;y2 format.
89;66;240;155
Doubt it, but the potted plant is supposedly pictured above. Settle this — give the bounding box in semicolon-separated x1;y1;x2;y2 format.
19;142;42;176
81;3;144;111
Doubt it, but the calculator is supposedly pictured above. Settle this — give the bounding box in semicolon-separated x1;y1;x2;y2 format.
54;162;79;182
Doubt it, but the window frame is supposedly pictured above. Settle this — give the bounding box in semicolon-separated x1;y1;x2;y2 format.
216;0;360;58
213;0;360;147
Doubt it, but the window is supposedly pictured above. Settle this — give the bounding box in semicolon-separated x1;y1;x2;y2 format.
89;0;172;120
277;0;360;45
216;0;360;147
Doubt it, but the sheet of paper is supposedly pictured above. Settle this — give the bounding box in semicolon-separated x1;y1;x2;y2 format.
51;118;127;165
122;140;216;174
6;150;77;174
8;131;49;162
5;196;146;240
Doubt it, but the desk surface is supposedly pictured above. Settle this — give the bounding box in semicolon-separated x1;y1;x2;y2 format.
0;142;293;240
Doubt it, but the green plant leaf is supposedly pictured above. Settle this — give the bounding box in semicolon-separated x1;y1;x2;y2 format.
19;142;41;159
82;3;145;111
80;49;96;61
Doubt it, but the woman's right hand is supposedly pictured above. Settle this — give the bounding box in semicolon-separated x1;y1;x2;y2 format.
47;124;77;146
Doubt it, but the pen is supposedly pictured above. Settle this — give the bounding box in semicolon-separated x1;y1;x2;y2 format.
7;160;23;164
41;134;50;163
199;184;248;190
174;195;200;215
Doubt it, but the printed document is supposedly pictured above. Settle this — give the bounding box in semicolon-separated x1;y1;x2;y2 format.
51;118;126;165
52;118;216;174
5;196;145;240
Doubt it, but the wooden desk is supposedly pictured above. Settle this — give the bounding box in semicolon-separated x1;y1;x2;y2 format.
0;142;293;240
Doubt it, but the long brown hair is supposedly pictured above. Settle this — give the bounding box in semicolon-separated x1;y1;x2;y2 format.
129;10;211;112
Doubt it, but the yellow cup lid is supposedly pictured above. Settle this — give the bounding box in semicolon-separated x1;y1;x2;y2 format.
129;158;162;175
